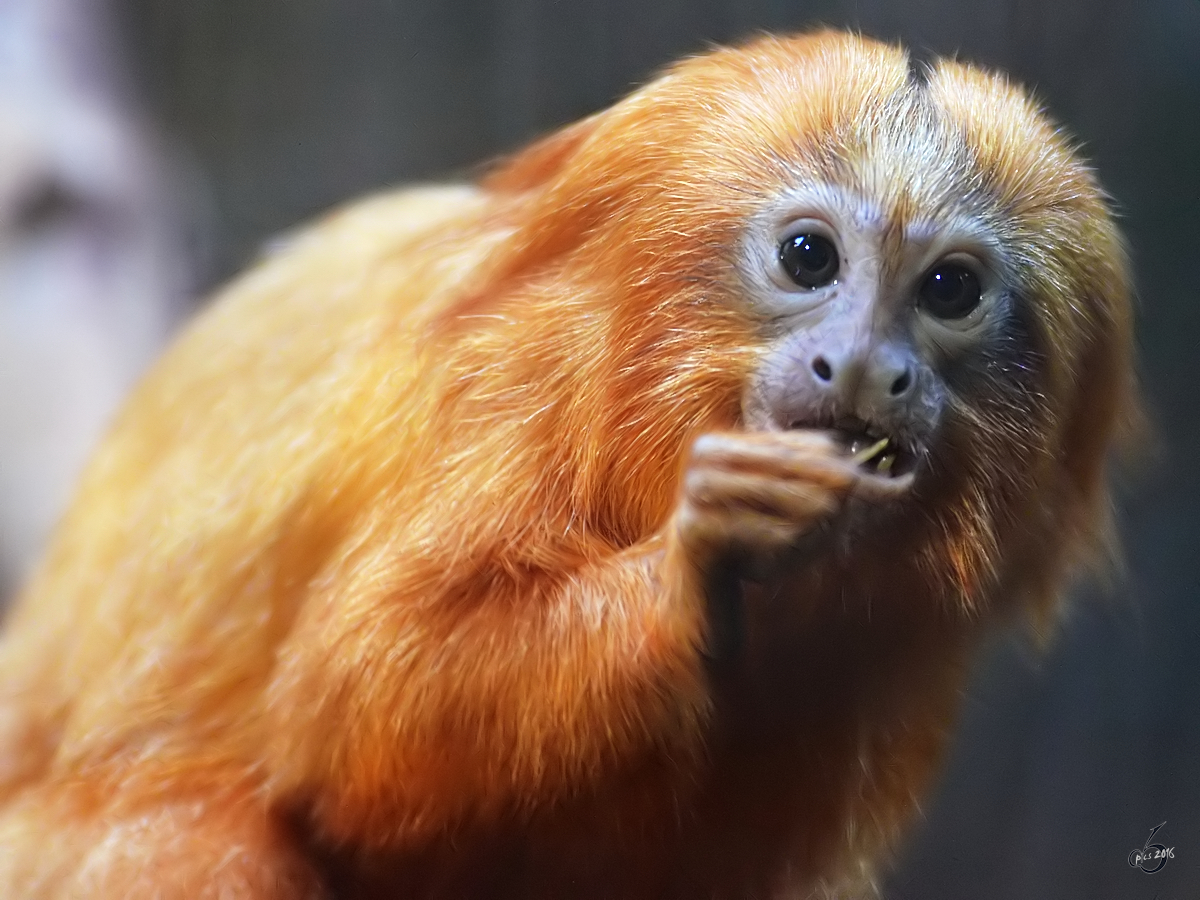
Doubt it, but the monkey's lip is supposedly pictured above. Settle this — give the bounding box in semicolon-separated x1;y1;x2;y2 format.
791;415;917;479
835;418;917;478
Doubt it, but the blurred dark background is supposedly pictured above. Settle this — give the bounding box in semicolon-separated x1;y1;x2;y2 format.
8;0;1200;896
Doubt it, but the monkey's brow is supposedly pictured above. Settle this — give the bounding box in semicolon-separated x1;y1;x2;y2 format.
902;214;995;249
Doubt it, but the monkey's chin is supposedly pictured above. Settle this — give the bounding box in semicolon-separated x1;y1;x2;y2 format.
821;479;922;571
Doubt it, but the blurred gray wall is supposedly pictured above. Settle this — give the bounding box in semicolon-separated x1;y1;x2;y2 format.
0;0;192;598
114;1;1200;897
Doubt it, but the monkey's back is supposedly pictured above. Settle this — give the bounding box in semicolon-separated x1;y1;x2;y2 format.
0;184;498;798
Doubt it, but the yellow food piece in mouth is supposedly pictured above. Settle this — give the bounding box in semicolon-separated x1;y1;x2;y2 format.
850;436;890;465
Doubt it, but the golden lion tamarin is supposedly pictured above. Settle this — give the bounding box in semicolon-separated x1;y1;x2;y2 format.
0;31;1133;899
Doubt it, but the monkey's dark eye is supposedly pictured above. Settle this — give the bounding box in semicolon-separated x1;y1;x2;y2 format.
918;264;983;319
779;234;839;289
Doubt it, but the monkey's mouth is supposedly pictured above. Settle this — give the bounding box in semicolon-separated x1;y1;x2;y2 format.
793;416;917;479
841;429;914;478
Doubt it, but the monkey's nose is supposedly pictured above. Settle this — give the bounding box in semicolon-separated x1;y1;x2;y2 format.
810;344;917;408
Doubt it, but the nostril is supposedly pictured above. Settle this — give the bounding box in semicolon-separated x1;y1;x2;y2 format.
890;368;913;396
812;356;833;382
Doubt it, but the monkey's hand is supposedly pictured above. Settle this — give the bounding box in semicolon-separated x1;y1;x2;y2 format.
675;431;851;578
673;431;911;633
673;430;903;659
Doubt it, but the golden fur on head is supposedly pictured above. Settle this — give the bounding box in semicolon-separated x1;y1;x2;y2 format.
0;30;1133;899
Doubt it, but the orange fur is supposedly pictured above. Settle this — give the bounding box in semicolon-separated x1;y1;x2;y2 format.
0;32;1133;899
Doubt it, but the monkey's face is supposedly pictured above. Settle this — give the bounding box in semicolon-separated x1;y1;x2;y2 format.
737;172;1040;500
